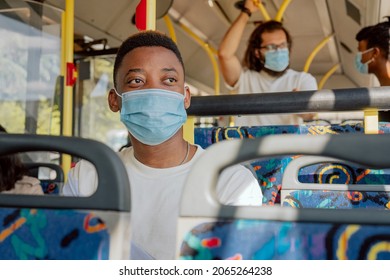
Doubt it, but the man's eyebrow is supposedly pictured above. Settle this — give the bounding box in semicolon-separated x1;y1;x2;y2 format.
162;67;178;73
125;68;144;75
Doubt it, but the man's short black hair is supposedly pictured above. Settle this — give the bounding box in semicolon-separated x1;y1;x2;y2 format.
113;31;185;87
355;25;373;41
356;16;390;60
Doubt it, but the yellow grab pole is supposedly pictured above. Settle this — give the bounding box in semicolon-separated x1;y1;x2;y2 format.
63;0;74;137
318;63;339;89
364;110;379;134
163;15;194;144
146;0;156;30
179;23;220;95
62;0;75;180
178;22;220;144
304;34;334;73
183;116;195;144
163;15;177;43
253;0;271;21
275;0;292;22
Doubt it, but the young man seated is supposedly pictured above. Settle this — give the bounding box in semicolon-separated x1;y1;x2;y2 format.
63;31;263;259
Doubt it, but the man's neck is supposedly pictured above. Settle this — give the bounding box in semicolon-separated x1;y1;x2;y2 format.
375;61;390;86
262;67;288;78
132;134;190;168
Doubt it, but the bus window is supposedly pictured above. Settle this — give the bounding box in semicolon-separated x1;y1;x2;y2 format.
0;1;62;135
75;55;129;150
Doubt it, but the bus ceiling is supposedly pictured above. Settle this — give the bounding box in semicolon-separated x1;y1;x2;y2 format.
35;0;390;92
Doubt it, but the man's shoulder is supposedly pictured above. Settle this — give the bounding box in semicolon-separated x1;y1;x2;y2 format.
117;146;134;164
285;69;314;78
242;68;261;78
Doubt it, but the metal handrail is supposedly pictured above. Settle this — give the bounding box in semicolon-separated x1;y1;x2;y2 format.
303;34;334;73
178;22;220;95
187;87;390;116
318;63;340;90
275;0;292;22
253;0;271;21
163;15;177;42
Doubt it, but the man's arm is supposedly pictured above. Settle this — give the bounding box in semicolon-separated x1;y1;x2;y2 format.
62;160;98;197
294;73;319;121
216;164;263;206
218;0;259;87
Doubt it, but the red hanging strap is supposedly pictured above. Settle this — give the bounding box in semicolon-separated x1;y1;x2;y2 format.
135;0;147;31
66;62;77;86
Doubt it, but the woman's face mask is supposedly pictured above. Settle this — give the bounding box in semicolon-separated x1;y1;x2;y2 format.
263;48;290;72
355;48;374;74
115;88;187;146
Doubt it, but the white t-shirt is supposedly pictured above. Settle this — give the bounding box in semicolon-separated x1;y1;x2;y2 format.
228;69;318;126
63;145;262;259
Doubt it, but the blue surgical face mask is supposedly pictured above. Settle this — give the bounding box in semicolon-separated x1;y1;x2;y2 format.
264;48;289;72
115;88;187;146
355;48;374;74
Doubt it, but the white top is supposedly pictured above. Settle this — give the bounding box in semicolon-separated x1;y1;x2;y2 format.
228;69;318;126
63;145;262;259
2;176;43;195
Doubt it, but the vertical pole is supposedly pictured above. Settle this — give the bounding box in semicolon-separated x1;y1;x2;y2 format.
59;12;66;135
146;0;156;30
364;110;379;134
62;0;75;180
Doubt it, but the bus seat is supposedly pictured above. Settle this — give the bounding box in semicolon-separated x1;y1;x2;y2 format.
0;134;131;259
194;123;366;205
281;156;390;209
24;162;64;195
178;134;390;259
179;216;390;259
0;208;110;259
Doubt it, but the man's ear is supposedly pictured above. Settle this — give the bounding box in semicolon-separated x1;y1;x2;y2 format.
373;47;384;60
184;86;191;109
108;89;120;112
254;49;261;59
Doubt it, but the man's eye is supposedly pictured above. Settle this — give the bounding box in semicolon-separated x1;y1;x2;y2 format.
280;42;288;48
166;78;177;83
267;44;277;50
129;78;143;84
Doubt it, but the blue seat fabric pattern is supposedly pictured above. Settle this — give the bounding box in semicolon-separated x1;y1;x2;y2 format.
179;219;390;260
0;207;109;259
194;123;390;205
283;190;390;209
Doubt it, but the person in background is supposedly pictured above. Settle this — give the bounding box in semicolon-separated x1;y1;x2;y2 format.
0;125;43;195
218;0;317;126
355;17;390;121
63;30;263;260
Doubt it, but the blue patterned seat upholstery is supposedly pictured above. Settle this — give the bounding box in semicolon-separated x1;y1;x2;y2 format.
281;156;390;209
194;123;390;205
180;219;390;259
178;134;390;260
283;190;390;209
0;208;109;259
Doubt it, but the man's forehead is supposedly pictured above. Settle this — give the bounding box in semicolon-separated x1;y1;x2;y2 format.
261;30;287;42
358;40;368;50
120;46;183;72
